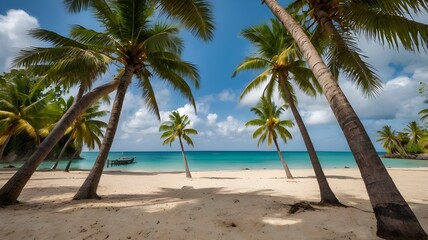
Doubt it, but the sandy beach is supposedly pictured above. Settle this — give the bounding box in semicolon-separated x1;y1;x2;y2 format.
0;168;427;239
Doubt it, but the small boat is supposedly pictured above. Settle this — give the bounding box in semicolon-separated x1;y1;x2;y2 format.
107;156;136;167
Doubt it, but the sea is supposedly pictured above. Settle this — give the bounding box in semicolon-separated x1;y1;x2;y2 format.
2;151;428;172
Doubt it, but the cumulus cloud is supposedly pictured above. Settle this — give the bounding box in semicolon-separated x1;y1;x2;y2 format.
218;89;235;102
206;113;218;125
0;9;40;72
291;66;427;126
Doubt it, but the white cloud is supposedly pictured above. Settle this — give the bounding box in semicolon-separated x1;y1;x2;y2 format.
0;9;40;72
206;113;218;125
218;89;235;101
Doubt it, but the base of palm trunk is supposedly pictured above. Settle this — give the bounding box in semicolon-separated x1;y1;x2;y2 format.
0;197;19;206
375;203;428;239
73;186;101;200
318;199;345;207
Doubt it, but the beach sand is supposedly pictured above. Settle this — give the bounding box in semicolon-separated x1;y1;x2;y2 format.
0;168;427;239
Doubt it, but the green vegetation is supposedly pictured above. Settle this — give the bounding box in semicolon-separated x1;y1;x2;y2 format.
159;111;198;178
246;96;294;179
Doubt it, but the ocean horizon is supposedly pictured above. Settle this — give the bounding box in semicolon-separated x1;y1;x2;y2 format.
2;151;428;172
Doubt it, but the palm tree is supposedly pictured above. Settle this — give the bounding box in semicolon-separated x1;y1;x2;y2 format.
287;0;428;96
404;121;424;144
51;97;108;170
376;125;405;155
159;112;198;178
70;0;214;200
234;18;340;205
246;97;294;179
0;0;213;204
0;70;60;161
63;101;108;172
0;24;121;205
262;0;428;239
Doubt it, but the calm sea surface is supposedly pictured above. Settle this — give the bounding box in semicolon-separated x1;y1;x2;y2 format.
2;151;428;171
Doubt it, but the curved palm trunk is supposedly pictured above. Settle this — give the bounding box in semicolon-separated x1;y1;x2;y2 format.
0;79;120;206
272;137;293;179
73;65;134;200
263;0;428;239
278;74;340;205
51;134;74;170
178;136;192;178
65;146;81;172
52;85;86;170
0;135;12;162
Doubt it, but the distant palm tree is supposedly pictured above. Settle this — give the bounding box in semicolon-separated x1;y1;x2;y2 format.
234;18;341;205
404;121;424;144
51;97;108;170
376;125;405;155
159;111;198;178
63;101;108;172
0;70;60;161
246;97;294;179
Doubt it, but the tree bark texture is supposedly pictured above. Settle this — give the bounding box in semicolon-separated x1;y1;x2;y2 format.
273;137;293;179
0;134;12;162
278;74;340;204
73;65;134;200
263;1;427;239
51;134;74;170
0;79;120;206
179;136;192;178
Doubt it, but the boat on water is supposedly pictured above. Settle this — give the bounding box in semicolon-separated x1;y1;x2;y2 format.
107;156;136;167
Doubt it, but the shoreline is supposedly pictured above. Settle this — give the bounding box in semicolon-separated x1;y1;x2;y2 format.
1;168;427;239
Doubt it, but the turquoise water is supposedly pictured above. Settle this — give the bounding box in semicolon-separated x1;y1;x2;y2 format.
2;151;428;171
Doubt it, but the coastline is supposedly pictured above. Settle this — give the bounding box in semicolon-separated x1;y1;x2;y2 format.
1;168;427;239
381;153;428;160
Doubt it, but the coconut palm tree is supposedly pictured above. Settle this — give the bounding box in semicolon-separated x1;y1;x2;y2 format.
159;111;198;178
286;0;428;96
246;96;294;179
51;97;108;170
234;18;340;205
0;27;121;205
404;121;424;144
262;0;428;238
0;0;214;205
376;125;405;155
0;70;60;161
62;101;108;171
70;0;214;200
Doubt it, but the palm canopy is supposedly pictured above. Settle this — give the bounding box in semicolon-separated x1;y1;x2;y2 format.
233;18;320;102
159;111;198;147
70;100;109;150
404;121;424;144
15;0;215;119
286;0;428;96
0;70;61;145
246;96;294;147
64;0;215;41
376;125;405;155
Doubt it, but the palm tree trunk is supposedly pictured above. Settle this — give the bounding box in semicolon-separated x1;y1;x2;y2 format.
278;74;340;205
73;65;134;200
65;146;81;172
272;137;293;179
178;136;192;178
53;85;86;170
0;135;12;162
51;134;74;170
263;0;428;239
0;78;121;206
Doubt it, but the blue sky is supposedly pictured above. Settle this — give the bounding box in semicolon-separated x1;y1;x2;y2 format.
0;0;427;152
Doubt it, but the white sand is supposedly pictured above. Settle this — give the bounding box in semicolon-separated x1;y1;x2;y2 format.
0;168;427;239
